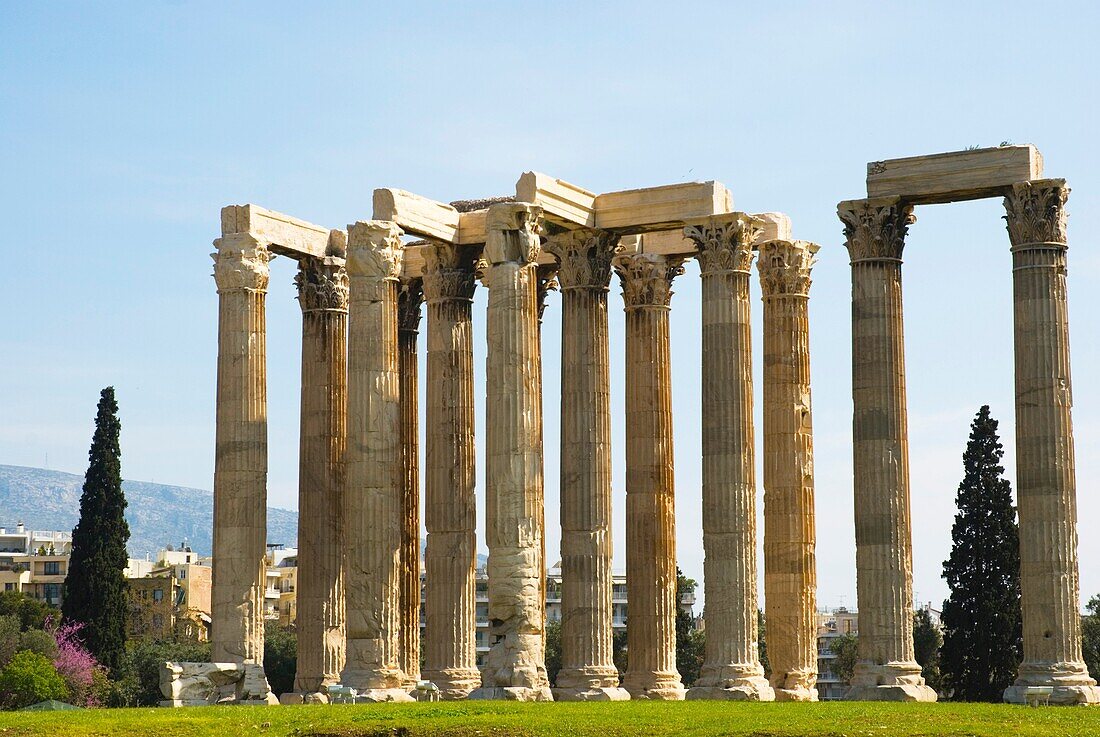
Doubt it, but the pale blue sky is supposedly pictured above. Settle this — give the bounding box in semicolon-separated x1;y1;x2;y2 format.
2;1;1099;611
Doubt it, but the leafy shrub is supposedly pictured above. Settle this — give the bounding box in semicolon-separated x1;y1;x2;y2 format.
0;650;69;709
264;624;296;696
0;592;59;632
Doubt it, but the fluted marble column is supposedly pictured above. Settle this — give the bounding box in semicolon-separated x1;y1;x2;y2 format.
422;242;482;699
342;221;412;701
838;198;935;702
292;243;349;697
683;216;773;701
758;239;820;702
615;251;686;701
211;235;272;690
398;278;423;687
1002;180;1100;705
546;229;629;702
469;203;552;702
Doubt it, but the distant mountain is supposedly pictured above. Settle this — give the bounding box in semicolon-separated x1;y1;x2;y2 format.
0;464;297;559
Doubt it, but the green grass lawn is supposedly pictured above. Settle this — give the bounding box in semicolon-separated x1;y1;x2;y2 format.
2;701;1100;737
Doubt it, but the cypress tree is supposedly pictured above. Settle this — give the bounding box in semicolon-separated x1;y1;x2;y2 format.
940;405;1022;701
62;387;130;672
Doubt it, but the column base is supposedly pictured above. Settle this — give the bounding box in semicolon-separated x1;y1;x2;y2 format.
279;692;330;705
467;686;553;702
553;666;629;701
844;661;937;702
1004;662;1100;705
775;686;818;702
688;667;774;701
623;673;686;701
421;669;482;700
553;686;631;701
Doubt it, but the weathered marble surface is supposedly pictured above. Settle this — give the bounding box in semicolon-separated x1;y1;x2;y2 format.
758;239;820;702
469;203;552;702
160;661;277;706
684;215;773;702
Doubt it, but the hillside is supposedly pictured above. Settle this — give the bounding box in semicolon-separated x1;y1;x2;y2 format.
0;464;297;558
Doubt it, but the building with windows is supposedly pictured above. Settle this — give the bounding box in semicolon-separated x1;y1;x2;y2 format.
815;605;941;700
126;545;212;642
0;522;72;607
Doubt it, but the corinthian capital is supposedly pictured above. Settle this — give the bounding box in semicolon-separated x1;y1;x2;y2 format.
536;264;559;322
295;256;350;313
837;197;915;263
613;252;685;309
684;214;761;275
346;220;404;280
1004;178;1069;247
398;278;424;333
757;240;820;297
212;234;271;293
422;241;479;303
544;228;621;290
484;203;543;266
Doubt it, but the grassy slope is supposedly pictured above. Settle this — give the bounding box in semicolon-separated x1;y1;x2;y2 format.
2;701;1100;737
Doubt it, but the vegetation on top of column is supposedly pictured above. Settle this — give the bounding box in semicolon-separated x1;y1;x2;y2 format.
62;387;131;674
939;406;1022;701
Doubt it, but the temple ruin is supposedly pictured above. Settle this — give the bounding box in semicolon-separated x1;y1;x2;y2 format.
196;145;1098;706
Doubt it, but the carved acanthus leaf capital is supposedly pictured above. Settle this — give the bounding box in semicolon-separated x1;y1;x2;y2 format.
212;235;271;293
1004;179;1069;247
536;264;560;322
398;278;424;333
757;240;820;297
422;241;479;303
613;252;685;309
295;256;349;313
544;228;621;290
684;214;761;275
346;220;404;280
837;197;914;263
484;202;543;266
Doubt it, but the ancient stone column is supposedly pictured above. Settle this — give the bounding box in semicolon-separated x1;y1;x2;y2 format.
837;198;936;702
291;243;349;698
758;238;820;702
397;278;423;688
421;242;482;699
1001;180;1100;705
682;216;773;702
614;251;686;701
211;234;272;694
469;203;552;702
545;229;630;702
342;221;412;701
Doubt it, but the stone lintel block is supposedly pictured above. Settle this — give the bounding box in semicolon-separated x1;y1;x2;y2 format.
373;188;461;242
594;181;733;233
866;144;1043;204
752;212;792;244
516;171;597;228
373;189;491;246
221;204;331;258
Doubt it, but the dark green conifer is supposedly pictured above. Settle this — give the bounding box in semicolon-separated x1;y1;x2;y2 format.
940;406;1022;701
62;387;130;672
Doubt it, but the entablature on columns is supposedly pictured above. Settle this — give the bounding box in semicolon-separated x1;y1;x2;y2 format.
219;174;805;286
